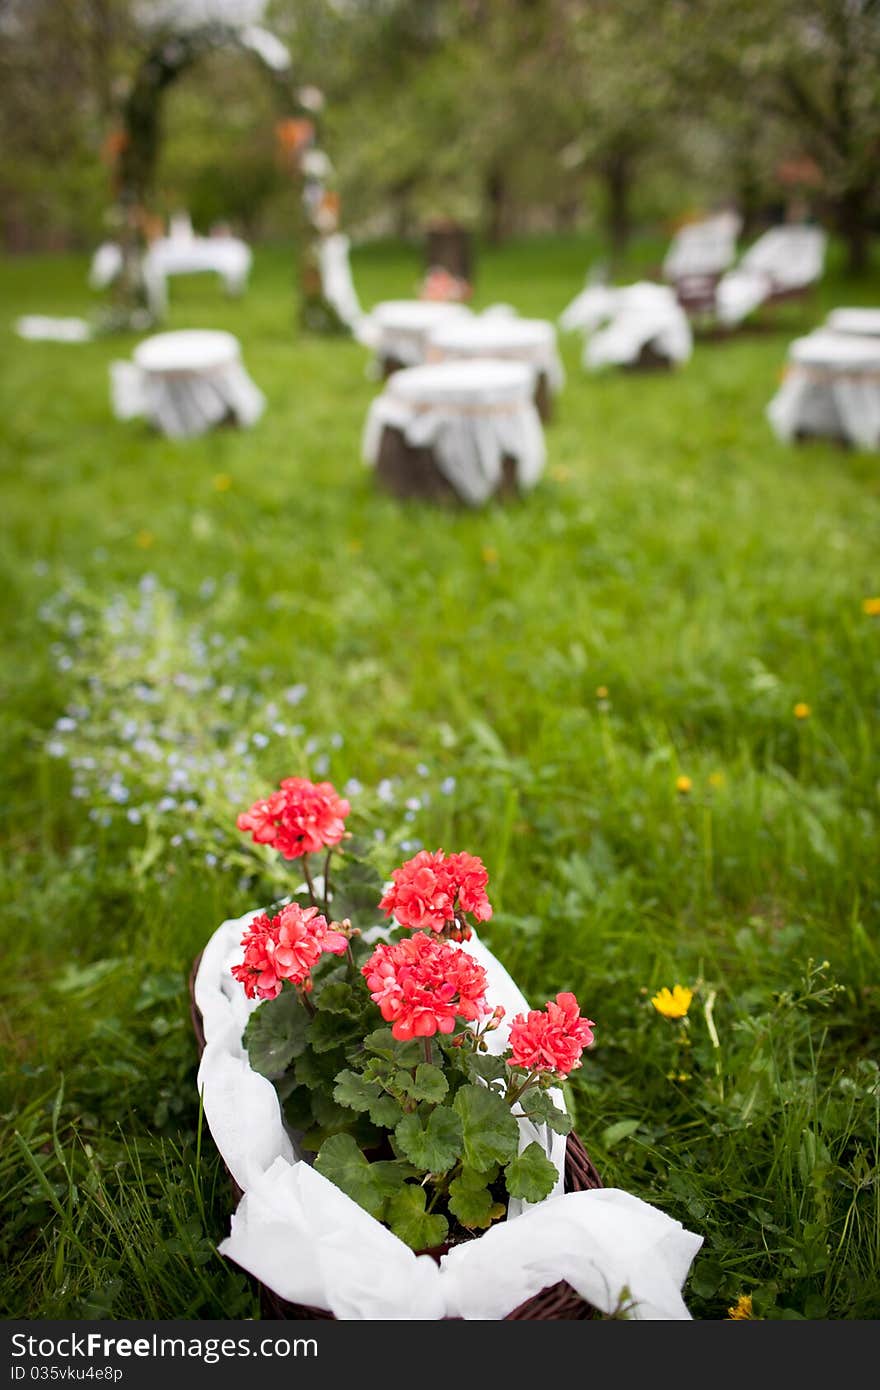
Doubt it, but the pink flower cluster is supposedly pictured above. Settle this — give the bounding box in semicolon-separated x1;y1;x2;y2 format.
236;777;350;860
362;933;490;1041
232;903;349;1000
379;849;492;935
508;993;595;1077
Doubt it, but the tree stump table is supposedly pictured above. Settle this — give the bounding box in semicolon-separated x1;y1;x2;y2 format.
110;329;265;439
362;359;546;507
767;329;880;449
425;315;564;423
368;299;473;376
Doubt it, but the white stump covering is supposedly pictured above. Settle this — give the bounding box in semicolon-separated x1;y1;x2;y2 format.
825;308;880;338
715;226;826;328
661;212;741;283
362;359;546;507
561;282;692;370
426;315;565;393
195;910;702;1320
110;329;265;439
365;299;473;369
767;330;880;449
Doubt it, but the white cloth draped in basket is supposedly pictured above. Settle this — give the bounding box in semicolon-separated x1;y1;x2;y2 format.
767;330;880;449
110;329;264;439
194;909;702;1319
362;360;546;507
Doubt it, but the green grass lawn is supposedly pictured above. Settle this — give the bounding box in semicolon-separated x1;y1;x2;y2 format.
1;233;878;1320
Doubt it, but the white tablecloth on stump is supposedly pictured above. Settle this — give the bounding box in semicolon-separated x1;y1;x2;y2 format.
363;299;474;368
560;282;691;368
662;212;741;282
110;329;265;439
825;308;880;338
767;330;880;449
426;315;565;392
362;359;546;506
194;909;702;1319
715;226;826;327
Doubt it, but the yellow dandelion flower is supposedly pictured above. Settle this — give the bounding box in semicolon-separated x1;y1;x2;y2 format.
347;537;363;555
676;775;692;794
135;529;155;549
793;702;811;720
595;686;609;700
212;473;233;492
550;464;572;483
862;596;880;616
651;984;693;1019
482;545;499;566
727;1293;754;1320
708;771;726;789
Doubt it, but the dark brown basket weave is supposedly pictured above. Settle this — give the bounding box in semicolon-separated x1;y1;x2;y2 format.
189;953;602;1320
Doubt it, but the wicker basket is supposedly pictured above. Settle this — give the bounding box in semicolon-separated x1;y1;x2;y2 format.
189;953;603;1320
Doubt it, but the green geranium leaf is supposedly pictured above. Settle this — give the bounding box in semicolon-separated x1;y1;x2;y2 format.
466;1053;508;1085
314;980;362;1016
309;1009;362;1054
296;1044;349;1090
520;1088;573;1135
243;988;311;1079
331;859;385;928
448;1169;506;1229
371;1159;419;1194
386;1184;449;1251
394;1105;463;1172
397;1064;449;1103
454;1084;520;1170
314;1134;386;1217
368;1095;404;1128
364;1028;422;1067
504;1142;559;1204
281;1084;316;1132
333;1069;381;1114
363;1056;395;1083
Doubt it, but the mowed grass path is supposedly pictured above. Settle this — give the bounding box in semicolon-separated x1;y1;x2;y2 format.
1;235;878;1319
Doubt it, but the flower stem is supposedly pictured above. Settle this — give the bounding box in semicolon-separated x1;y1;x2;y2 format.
323;848;333;914
302;854;317;908
423;1038;434;1066
506;1070;539;1108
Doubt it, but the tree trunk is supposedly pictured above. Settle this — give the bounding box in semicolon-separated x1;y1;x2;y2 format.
835;186;872;275
601;151;632;268
486;169;506;245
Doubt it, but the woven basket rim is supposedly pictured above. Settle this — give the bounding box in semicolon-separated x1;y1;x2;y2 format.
189;949;602;1319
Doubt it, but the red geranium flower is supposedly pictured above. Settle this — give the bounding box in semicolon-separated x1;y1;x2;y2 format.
508;993;595;1077
232;903;349;1000
236;777;350;860
362;932;490;1041
379;849;492;935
